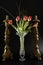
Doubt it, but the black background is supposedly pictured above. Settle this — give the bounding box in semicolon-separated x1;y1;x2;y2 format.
0;0;43;64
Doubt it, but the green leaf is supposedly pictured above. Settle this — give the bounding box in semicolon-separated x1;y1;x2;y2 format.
27;25;32;32
21;20;24;27
23;21;29;30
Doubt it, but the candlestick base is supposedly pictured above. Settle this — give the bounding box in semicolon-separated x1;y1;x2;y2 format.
34;44;42;60
2;44;13;61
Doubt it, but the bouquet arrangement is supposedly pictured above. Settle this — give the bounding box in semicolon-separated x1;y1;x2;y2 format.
8;16;32;36
7;15;33;61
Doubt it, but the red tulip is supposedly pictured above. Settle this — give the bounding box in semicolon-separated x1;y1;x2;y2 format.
23;16;28;21
28;16;32;21
16;16;20;22
33;22;38;28
7;20;13;24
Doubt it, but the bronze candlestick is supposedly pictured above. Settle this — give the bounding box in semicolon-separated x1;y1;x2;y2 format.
2;15;13;61
33;15;42;60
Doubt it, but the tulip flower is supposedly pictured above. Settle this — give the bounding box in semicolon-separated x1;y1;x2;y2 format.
23;16;28;21
16;16;20;22
28;16;32;21
7;20;13;25
33;22;38;28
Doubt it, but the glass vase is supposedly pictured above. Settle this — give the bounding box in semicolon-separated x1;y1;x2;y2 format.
19;36;26;61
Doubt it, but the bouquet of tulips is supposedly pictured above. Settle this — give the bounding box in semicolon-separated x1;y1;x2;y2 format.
8;16;32;37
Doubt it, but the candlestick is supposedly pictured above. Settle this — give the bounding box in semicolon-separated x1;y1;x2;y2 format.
33;15;42;60
2;15;13;61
